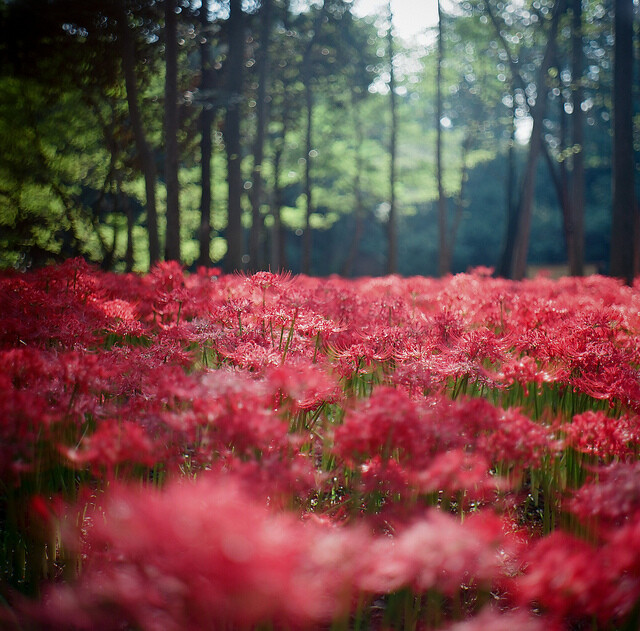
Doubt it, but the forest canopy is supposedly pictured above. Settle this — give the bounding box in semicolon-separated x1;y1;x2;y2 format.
0;0;638;280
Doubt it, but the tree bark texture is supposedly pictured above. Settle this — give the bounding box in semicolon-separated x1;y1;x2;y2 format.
436;0;447;276
198;0;215;268
569;0;584;275
249;0;272;271
387;1;398;275
117;4;160;266
610;0;636;284
164;0;181;263
224;0;245;273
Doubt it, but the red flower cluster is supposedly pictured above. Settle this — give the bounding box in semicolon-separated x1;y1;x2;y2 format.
2;261;640;630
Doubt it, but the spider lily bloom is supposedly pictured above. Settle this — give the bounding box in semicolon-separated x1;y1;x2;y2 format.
513;531;632;624
25;475;368;630
443;605;560;631
560;410;640;461
61;419;158;476
568;461;640;528
412;449;508;502
265;360;339;412
333;387;422;464
358;510;511;596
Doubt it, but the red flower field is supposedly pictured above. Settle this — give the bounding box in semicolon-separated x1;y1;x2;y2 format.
2;259;640;630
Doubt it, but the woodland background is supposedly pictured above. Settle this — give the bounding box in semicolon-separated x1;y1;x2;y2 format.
0;0;638;281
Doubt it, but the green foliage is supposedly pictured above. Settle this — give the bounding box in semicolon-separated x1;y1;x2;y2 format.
0;0;633;274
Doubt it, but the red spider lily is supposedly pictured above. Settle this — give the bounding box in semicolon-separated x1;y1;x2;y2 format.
23;475;367;630
171;369;292;461
412;449;507;501
358;455;412;498
335;387;557;476
514;532;607;620
496;355;558;390
333;387;423;464
0;272;107;350
476;407;560;468
0;347;114;484
242;270;294;305
561;410;640;461
444;605;559;631
61;419;158;476
568;461;640;527
514;526;640;625
265;359;339;412
358;510;511;596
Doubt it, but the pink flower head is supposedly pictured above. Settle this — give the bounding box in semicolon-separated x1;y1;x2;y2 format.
569;461;640;527
444;605;559;631
561;410;639;460
30;474;368;630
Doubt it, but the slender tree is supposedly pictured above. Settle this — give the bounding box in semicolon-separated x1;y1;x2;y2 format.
610;0;636;283
301;0;327;275
486;0;565;279
249;0;272;270
224;0;245;272
569;0;584;275
116;3;161;266
269;0;292;272
387;0;398;275
164;0;180;262
197;0;215;268
436;0;446;276
341;85;366;277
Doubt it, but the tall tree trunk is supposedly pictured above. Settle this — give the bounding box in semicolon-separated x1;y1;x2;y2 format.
300;2;326;275
486;0;565;279
436;0;447;276
341;90;365;277
121;176;134;273
198;0;215;268
569;0;584;275
610;0;635;284
271;138;286;270
116;4;160;267
302;78;313;275
559;67;572;257
510;1;565;280
224;0;245;272
249;0;272;271
444;133;473;273
164;0;180;263
387;1;398;275
497;94;518;277
269;0;291;272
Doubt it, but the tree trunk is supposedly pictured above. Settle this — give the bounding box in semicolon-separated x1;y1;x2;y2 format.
510;1;565;280
249;0;272;271
302;78;313;275
444;133;472;273
164;0;180;263
436;0;447;276
116;4;160;267
387;0;398;275
497;95;518;277
569;0;584;275
224;0;245;273
610;0;635;284
271;139;286;270
486;0;565;279
300;1;326;275
198;0;215;268
122;176;134;273
341;90;365;277
558;67;573;259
